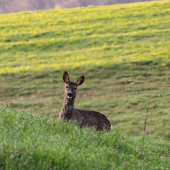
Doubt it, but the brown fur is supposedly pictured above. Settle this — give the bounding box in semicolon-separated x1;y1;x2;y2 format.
58;71;112;131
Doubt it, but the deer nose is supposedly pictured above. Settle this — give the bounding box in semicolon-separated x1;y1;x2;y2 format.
67;93;73;98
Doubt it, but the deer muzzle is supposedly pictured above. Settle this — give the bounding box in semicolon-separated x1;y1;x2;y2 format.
67;92;73;99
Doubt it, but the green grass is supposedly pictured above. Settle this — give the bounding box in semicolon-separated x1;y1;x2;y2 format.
0;108;170;169
1;0;170;140
0;1;170;74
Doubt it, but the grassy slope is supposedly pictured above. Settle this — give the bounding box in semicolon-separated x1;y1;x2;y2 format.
0;108;170;169
0;1;170;139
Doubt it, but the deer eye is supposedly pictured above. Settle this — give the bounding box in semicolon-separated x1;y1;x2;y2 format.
66;86;68;88
74;88;77;90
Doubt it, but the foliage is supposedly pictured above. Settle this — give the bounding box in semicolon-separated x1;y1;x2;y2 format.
0;1;170;140
0;0;154;12
0;108;170;169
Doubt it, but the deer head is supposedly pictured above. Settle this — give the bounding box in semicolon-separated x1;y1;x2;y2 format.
63;71;84;101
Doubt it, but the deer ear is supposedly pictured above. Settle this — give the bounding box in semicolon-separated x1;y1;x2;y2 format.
76;76;84;86
63;71;70;84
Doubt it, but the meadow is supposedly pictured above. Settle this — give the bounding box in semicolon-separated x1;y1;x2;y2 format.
0;108;170;169
0;0;170;140
1;0;170;169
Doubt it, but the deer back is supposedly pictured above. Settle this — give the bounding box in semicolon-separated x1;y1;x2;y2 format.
72;109;112;131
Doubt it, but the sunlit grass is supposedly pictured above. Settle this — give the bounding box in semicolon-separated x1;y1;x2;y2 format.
0;1;170;74
0;1;170;140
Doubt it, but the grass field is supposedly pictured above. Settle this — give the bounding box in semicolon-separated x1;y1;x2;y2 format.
1;0;170;141
1;108;170;169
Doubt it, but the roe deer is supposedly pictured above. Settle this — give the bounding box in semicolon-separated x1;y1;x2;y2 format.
58;71;112;131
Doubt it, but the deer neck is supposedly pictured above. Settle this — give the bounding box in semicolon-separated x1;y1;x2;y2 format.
61;96;75;120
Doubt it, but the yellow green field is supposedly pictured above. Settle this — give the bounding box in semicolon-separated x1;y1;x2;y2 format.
0;1;170;140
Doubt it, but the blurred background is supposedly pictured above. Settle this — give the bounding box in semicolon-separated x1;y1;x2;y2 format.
0;0;153;13
0;0;170;139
